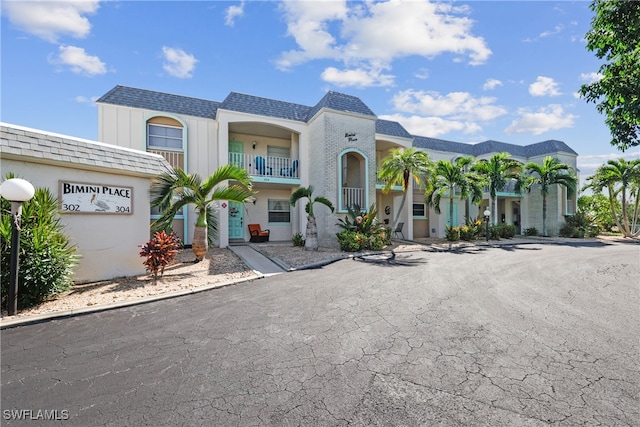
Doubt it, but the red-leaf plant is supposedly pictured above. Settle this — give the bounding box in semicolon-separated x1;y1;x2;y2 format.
139;231;182;279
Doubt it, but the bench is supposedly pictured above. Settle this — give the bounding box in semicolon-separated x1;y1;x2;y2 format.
248;224;270;243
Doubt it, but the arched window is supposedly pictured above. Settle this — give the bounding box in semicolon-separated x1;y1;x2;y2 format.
338;149;368;211
146;116;185;169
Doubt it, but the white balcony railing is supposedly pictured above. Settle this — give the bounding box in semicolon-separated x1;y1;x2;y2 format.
229;153;299;178
341;187;365;211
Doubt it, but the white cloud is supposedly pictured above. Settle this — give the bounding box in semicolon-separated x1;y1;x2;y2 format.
504;104;576;135
276;0;491;88
578;150;640;182
321;66;394;88
414;68;429;80
1;1;100;42
390;89;507;121
52;45;106;76
539;24;564;38
529;76;561;97
579;72;603;84
161;47;198;78
378;88;506;137
75;95;99;105
482;78;502;90
379;114;481;137
225;2;244;27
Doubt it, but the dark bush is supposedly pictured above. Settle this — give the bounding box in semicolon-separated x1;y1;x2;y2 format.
336;204;390;251
524;227;539;236
1;185;78;310
291;232;305;247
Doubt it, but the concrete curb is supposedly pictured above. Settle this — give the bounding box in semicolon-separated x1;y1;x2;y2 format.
2;236;631;329
0;275;262;330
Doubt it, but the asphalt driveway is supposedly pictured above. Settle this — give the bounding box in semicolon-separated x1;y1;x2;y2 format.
1;241;638;426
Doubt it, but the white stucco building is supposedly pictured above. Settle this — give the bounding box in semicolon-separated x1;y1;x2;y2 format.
96;85;578;247
1;123;171;282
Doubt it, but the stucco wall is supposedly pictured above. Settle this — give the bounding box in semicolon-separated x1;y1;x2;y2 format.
2;159;154;283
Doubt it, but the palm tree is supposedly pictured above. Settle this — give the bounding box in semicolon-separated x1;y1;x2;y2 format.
584;158;640;238
290;186;334;251
150;164;255;262
525;156;578;237
472;152;523;225
426;156;484;228
377;147;432;229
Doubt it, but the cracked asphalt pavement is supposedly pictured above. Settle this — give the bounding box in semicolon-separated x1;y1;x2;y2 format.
1;241;639;426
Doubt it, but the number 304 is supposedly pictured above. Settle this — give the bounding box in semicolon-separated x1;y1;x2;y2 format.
116;206;130;213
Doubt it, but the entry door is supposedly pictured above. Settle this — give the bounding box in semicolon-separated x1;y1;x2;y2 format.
228;201;245;239
229;141;244;168
446;202;459;227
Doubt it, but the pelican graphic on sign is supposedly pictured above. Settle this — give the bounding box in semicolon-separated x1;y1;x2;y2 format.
90;194;110;212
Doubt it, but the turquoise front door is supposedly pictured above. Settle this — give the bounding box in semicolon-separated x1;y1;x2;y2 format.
228;201;245;239
229;140;244;168
446;202;459;227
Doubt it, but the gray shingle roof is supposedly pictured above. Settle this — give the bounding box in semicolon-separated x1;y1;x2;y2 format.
473;140;527;157
1;123;172;177
413;136;578;158
376;119;413;139
219;92;311;122
524;140;578;157
307;91;376;119
97;85;220;119
96;85;577;158
413;135;475;156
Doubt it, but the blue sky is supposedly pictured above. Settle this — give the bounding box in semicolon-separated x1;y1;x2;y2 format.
1;0;638;183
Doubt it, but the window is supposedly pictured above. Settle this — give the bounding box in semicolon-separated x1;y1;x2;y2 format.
267;146;290;159
148;124;183;150
268;199;290;223
413;203;426;218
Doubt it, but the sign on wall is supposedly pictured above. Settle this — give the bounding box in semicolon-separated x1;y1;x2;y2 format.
59;181;133;214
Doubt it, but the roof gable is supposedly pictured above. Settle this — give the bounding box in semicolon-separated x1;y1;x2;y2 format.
307;91;376;120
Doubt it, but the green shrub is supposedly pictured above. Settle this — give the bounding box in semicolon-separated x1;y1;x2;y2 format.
445;225;460;242
561;211;601;238
367;232;388;251
1;184;79;310
488;225;502;240
559;224;583;238
499;224;516;238
336;230;366;252
336;204;390;251
291;232;305;247
524;227;539;236
139;231;182;278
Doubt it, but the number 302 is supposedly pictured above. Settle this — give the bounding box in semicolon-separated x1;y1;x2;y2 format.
62;204;80;211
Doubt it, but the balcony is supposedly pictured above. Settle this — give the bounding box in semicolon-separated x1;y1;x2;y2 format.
229;153;299;181
341;187;366;211
487;180;522;196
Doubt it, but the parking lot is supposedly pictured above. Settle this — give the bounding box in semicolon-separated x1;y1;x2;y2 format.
2;240;638;426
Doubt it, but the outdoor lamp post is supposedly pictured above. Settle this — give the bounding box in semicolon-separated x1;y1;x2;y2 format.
484;208;491;243
0;178;35;316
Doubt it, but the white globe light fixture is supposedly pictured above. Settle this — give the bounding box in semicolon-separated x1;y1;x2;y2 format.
0;178;36;316
0;178;35;203
483;208;491;243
